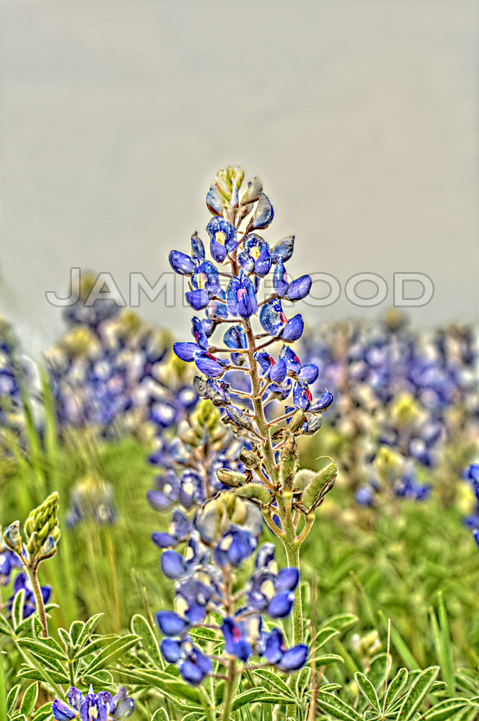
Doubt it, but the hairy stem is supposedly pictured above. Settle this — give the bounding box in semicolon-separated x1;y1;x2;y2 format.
26;565;49;638
283;527;303;646
221;658;237;721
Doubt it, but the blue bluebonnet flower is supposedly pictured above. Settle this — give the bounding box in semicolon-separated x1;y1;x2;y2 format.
52;685;135;720
155;511;308;684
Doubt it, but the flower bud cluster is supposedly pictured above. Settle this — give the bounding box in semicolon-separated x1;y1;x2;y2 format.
4;492;61;567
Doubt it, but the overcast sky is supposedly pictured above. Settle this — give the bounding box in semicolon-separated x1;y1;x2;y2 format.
1;0;478;355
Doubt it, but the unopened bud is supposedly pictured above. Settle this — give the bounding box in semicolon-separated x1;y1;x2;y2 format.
216;469;248;488
234;484;271;505
238;449;260;469
4;521;22;555
302;461;337;510
289;409;306;434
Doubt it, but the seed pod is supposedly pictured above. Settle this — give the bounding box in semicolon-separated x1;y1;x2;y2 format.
234;484;271;505
280;433;299;488
289;409;305;434
216;468;248;488
239;448;260;469
293;469;317;490
302;461;337;510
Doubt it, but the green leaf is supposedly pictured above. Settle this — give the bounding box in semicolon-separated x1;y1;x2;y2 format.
379;614;419;671
311;653;344;666
320;614;358;632
16;646;67;700
20;682;38;717
12;590;25;630
115;667;202;705
385;668;408;709
355;672;380;711
7;684;21;714
57;628;72;654
17;665;69;685
396;666;439;721
424;698;472;721
317;691;363;721
181;713;205;721
313;627;341;649
131;614;163;669
70;621;85;647
73;634;119;659
0;615;14;637
188;628;217;642
75;614;104;648
150;710;170;721
18;637;67;662
80;634;139;677
321;684;342;692
31;616;44;640
33;701;55;721
232;689;298;710
368;653;388;690
254;669;296;699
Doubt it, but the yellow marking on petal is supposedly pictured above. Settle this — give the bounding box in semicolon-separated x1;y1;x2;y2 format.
175;597;188;616
215;231;227;246
251;245;261;260
185;545;195;562
261;580;276;600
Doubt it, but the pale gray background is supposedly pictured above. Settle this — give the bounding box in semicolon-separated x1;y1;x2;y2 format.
1;0;478;355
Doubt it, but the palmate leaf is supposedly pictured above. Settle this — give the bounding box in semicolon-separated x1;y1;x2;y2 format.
311;653;344;666
32;702;54;721
396;666;439;721
73;633;119;660
317;691;363;721
355;672;380;711
7;684;21;715
70;620;84;647
368;653;389;690
116;667;203;705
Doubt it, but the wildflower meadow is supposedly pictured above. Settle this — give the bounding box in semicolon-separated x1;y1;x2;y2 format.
2;167;479;721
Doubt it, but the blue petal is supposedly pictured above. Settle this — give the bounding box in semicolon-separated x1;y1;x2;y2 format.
147;489;175;511
169;250;195;275
309;391;333;412
206;186;224;215
270;359;287;385
260;299;287;336
273;259;289;296
156;611;189;636
173;342;200;362
109;689;135;720
299;364;319;384
278;644;309;672
195;354;225;378
267;591;294;618
285;275;312;301
185;290;210;311
264;628;286;664
152;532;178;548
281;315;304;343
275;567;300;592
52;700;76;721
161;550;188;579
161;638;183;663
68;688;83;712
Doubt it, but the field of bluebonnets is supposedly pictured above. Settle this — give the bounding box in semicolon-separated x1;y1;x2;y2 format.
1;167;479;721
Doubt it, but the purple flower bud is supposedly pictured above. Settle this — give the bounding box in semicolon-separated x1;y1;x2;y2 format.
68;688;83;711
271;236;294;263
252;193;274;229
299;364;319;384
293;380;312;410
109;688;135;720
190;232;205;261
192;318;208;350
152;532;177;548
227;274;258;318
169;250;195;275
206;185;224;215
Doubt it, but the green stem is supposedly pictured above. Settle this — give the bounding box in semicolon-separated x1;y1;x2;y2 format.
0;638;6;719
25;565;49;638
221;658;237;721
283;529;303;646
